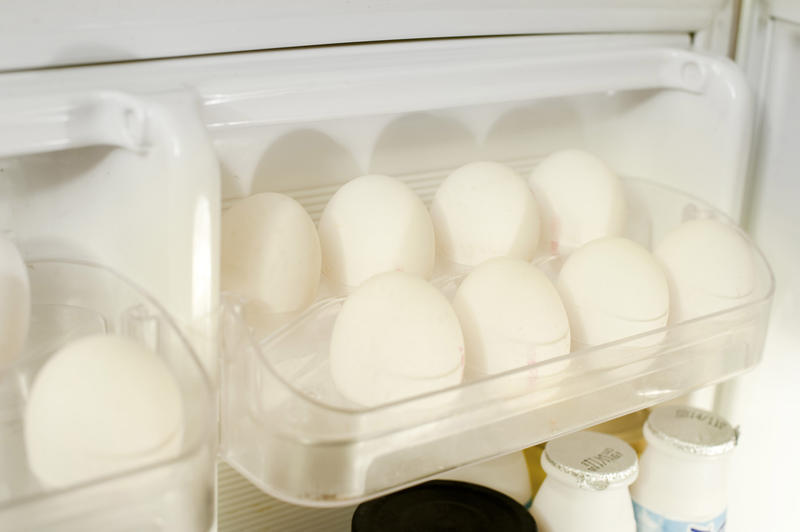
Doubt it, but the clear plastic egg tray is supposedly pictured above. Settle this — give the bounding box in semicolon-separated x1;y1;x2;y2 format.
219;174;773;506
0;261;215;531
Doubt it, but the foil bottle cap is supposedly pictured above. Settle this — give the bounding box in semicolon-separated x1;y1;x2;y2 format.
644;405;738;457
542;431;638;491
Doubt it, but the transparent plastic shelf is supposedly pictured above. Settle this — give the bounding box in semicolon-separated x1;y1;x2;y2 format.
220;178;773;506
0;261;215;531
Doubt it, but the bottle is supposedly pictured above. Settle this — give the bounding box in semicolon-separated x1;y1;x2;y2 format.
630;405;737;532
524;411;649;502
531;431;638;532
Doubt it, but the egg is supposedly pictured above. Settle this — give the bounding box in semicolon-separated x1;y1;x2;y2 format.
529;149;626;254
452;258;570;379
222;192;321;314
557;237;669;348
25;334;184;487
329;271;464;407
319;175;435;289
654;219;757;323
431;161;540;267
0;234;30;368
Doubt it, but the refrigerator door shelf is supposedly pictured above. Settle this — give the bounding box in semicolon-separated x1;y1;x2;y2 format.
0;261;215;532
0;91;148;159
219;177;774;506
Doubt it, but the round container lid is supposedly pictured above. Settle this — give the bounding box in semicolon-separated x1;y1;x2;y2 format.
541;431;638;491
644;405;738;457
351;480;537;532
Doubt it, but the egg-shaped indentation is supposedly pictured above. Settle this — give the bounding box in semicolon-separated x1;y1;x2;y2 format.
251;129;360;194
485;101;584;162
369;113;479;177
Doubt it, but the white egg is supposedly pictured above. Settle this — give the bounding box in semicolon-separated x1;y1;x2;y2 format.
329;271;464;407
654;219;757;323
529;149;626;254
319;175;435;289
431;161;540;267
25;334;184;487
557;237;669;348
452;258;570;379
0;234;30;368
222;192;321;314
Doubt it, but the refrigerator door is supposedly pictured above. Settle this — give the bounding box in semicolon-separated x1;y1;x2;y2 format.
0;0;726;71
0;30;773;528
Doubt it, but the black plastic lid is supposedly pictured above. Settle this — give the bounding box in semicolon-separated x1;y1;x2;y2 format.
352;480;537;532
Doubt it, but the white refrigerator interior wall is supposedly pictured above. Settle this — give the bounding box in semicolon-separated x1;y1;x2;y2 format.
728;12;800;531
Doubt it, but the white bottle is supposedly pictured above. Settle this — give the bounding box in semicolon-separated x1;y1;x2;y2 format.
630;405;737;532
532;431;638;532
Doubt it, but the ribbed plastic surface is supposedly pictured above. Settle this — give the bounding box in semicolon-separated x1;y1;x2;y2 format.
218;462;356;532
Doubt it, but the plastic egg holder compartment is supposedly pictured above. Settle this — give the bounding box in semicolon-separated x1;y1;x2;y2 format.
219;175;773;506
0;260;215;532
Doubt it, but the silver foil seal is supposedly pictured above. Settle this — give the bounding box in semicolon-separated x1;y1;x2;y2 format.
542;431;638;491
645;405;737;457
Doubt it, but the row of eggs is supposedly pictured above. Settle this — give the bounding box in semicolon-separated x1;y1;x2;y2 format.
223;149;625;311
221;149;758;407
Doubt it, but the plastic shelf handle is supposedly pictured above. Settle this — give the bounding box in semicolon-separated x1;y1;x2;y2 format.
0;91;147;159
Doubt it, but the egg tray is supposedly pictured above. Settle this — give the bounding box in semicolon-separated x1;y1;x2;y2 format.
219;178;773;506
0;261;215;532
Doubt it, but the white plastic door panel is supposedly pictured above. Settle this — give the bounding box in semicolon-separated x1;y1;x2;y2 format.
0;90;220;373
728;13;800;531
0;0;726;71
